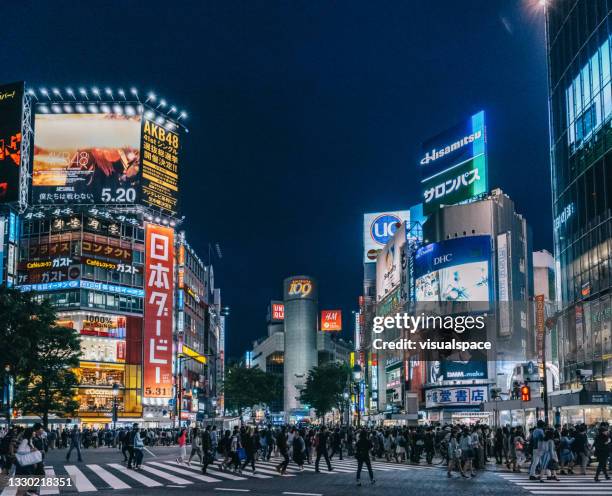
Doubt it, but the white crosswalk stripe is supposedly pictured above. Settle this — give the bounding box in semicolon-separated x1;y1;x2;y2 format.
87;464;131;490
64;465;98;492
107;463;163;487
496;472;612;495
5;453;429;494
147;460;221;482
40;466;60;495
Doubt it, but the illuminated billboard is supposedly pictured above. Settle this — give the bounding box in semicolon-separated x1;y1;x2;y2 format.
143;223;174;398
32;110;181;215
321;310;342;332
141;118;180;214
363;210;410;263
270;301;285;321
420;111;487;215
32;113;141;205
414;235;491;309
0;82;24;204
376;221;407;302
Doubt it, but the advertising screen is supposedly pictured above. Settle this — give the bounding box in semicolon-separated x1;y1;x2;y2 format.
376;221;407;302
141;118;180;215
320;310;342;331
0;82;24;204
363;210;409;263
420;111;487;215
143;223;174;398
414;235;491;308
33;113;141;205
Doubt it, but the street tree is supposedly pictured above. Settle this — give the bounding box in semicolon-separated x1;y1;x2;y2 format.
223;364;279;416
299;362;351;422
0;287;81;428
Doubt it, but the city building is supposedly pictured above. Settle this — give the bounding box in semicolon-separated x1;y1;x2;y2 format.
1;83;225;427
546;0;611;392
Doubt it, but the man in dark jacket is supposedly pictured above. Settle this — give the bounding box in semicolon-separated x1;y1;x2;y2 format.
275;427;290;474
329;428;343;460
355;430;375;486
65;426;83;462
315;426;333;472
201;426;213;474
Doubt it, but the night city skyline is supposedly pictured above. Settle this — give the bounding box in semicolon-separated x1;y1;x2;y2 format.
1;1;550;358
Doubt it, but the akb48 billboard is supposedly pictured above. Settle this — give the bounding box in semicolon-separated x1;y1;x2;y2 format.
143;223;174;398
32;109;181;215
420;111;488;215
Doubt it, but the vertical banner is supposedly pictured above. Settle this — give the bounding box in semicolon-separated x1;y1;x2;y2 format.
535;294;545;360
497;232;511;337
144;223;174;398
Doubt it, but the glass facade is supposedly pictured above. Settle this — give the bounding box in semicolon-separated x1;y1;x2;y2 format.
547;0;612;386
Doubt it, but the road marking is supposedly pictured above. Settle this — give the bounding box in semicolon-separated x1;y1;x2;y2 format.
283;492;324;496
65;465;98;492
40;466;60;495
148;461;221;482
214;489;251;492
138;464;194;485
86;464;131;490
107;463;163;487
0;487;17;496
167;461;248;480
528;492;612;495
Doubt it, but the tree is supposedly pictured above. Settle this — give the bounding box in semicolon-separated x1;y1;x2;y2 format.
0;287;81;428
299;362;351;421
222;364;279;416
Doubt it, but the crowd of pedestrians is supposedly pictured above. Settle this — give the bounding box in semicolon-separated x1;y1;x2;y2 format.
1;419;609;492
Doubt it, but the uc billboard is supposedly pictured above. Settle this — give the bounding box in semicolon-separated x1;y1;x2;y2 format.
420;111;488;215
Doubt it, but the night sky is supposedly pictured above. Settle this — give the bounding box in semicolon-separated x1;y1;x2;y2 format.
3;1;550;359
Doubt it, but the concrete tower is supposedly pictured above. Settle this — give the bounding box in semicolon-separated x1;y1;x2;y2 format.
283;276;318;415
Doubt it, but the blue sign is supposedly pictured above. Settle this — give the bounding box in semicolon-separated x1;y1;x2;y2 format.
16;280;145;297
420;111;486;176
414;235;491;278
370;214;402;245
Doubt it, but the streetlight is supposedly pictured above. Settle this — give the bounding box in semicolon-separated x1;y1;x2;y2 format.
352;364;362;427
342;392;349;426
3;365;12;427
112;382;119;430
211;398;217;428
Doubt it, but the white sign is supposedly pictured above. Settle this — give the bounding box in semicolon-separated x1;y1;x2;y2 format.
363;210;409;264
425;386;488;408
376;222;407;302
497;232;511;337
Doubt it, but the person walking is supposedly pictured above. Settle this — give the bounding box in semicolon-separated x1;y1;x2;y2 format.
538;428;560;482
218;430;232;471
176;428;187;464
447;429;468;478
292;430;306;471
329;428;342;460
355;430;375;486
201;426;214;474
65;426;83;463
314;426;333;473
133;426;144;470
187;427;203;466
572;424;589;475
459;428;475;477
594;426;611;482
275;427;290;475
229;427;242;474
241;427;257;473
528;420;546;480
126;423;139;469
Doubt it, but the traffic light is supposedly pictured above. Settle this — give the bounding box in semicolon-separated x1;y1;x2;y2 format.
520;384;531;401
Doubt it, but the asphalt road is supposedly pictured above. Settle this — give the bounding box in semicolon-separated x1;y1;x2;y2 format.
1;446;610;496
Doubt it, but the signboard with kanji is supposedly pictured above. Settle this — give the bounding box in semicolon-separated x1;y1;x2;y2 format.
143;223;174;398
425;386;488;408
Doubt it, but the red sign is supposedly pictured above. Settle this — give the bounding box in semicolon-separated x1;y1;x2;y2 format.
117;341;126;361
321;310;342;332
143;223;174;398
272;303;285;321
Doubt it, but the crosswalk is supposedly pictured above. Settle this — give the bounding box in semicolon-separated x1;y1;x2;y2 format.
496;471;612;495
0;456;436;494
